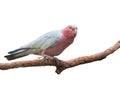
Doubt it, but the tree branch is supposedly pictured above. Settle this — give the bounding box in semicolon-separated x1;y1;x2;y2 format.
0;40;120;74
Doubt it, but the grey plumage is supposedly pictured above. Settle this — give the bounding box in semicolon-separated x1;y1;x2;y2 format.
4;30;62;60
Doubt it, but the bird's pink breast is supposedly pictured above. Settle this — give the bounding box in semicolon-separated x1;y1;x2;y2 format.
44;36;74;56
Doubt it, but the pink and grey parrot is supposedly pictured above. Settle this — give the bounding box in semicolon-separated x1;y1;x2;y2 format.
5;25;77;60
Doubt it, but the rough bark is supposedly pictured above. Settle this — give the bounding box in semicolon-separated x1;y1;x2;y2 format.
0;40;120;74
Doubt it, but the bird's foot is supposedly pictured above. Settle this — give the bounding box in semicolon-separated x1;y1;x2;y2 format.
43;55;50;64
43;56;60;66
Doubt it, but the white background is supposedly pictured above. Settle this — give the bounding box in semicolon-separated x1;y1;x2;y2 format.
0;0;120;85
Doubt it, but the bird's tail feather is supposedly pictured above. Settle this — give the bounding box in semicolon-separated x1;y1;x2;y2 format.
4;48;29;60
8;48;25;54
4;53;28;60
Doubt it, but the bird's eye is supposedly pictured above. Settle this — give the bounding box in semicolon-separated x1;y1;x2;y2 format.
69;26;74;30
69;26;72;29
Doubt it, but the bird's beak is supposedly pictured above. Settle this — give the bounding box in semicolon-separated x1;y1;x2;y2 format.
74;27;77;32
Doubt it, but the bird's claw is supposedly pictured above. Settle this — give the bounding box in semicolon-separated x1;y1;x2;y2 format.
43;56;49;64
43;56;60;66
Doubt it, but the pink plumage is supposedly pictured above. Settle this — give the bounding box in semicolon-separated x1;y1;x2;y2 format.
44;25;77;56
5;25;77;60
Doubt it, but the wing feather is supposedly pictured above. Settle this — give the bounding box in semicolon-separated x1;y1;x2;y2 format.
22;30;62;50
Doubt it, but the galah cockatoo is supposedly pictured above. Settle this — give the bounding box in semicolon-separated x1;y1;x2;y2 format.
5;25;77;61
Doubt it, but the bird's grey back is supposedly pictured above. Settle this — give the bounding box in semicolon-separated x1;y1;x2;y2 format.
21;30;62;50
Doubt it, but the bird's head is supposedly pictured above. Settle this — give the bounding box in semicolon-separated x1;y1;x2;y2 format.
62;25;78;38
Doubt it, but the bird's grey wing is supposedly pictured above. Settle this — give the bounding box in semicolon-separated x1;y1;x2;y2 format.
5;30;62;60
22;30;62;50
